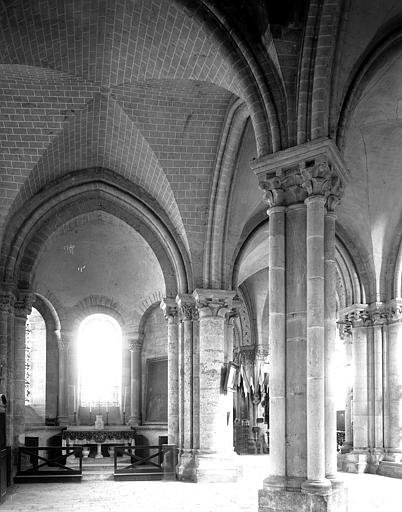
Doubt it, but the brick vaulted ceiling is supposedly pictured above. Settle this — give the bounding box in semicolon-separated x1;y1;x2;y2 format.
0;0;245;279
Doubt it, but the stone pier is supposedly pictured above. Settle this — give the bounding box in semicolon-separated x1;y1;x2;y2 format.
191;289;241;483
252;138;348;512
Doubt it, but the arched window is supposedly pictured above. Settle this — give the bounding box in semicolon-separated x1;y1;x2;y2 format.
78;314;122;408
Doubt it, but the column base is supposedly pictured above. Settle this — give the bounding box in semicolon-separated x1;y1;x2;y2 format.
340;450;369;473
301;478;332;495
259;483;347;512
178;449;242;482
177;449;196;481
127;416;139;427
367;449;384;474
377;461;402;478
57;415;69;427
382;450;402;463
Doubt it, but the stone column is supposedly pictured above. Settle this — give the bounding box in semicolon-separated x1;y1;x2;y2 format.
285;202;308;489
303;193;330;491
384;313;402;461
56;330;70;426
13;291;34;445
342;326;353;452
161;298;179;445
0;289;15;443
192;289;240;482
0;290;14;395
176;294;196;479
267;198;286;487
252;138;348;512
324;208;338;481
372;316;385;464
128;333;144;426
349;310;370;472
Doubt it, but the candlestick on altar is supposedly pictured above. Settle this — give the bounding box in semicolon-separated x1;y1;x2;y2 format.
123;387;127;413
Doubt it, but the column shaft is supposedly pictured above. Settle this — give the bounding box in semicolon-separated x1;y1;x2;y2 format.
386;321;402;460
57;334;69;425
129;338;143;426
324;211;337;478
161;298;180;445
352;324;368;450
268;206;286;481
182;316;193;449
176;294;196;477
7;309;15;445
373;323;384;449
178;320;184;448
286;204;307;486
305;195;327;485
13;315;27;444
343;332;353;451
167;314;179;444
0;306;9;394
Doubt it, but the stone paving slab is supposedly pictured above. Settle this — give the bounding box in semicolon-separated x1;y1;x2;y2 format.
1;457;402;512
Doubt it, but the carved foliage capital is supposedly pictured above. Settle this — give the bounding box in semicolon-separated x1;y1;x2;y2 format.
259;175;285;208
386;300;402;323
0;291;15;313
128;334;144;352
177;294;198;321
14;291;35;318
300;160;344;209
193;289;239;319
341;302;402;328
160;298;178;323
258;169;306;209
257;154;344;211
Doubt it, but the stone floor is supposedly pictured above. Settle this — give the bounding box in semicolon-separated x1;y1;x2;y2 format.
2;456;402;511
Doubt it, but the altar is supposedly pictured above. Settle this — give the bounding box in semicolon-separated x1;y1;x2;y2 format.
62;426;135;459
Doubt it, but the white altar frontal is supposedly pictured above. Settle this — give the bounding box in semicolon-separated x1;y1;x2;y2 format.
62;426;135;459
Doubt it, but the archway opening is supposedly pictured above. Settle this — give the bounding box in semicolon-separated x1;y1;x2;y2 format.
78;314;122;409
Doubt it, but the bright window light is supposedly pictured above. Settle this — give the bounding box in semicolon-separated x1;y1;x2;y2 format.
78;314;122;407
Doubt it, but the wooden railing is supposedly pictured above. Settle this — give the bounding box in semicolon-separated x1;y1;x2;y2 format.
15;446;82;482
113;444;177;481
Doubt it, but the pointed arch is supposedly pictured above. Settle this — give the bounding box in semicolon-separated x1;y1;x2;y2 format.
0;168;192;297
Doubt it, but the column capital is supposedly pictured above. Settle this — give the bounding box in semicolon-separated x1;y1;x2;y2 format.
56;330;72;351
128;333;144;352
14;290;35;318
340;301;402;327
340;304;369;328
176;293;198;321
300;160;343;207
160;297;178;322
0;289;15;313
193;289;239;319
251;137;349;210
341;303;390;327
386;298;402;323
255;345;269;360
